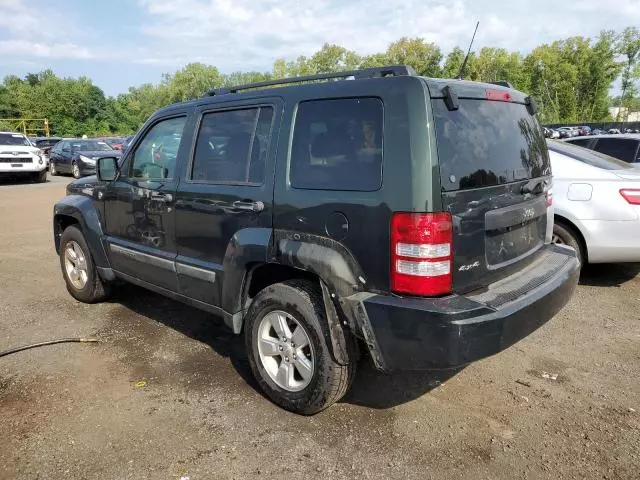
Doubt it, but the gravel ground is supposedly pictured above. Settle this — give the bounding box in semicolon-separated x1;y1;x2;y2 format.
1;175;639;480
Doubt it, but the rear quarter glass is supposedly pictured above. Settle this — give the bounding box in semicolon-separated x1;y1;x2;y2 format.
432;99;550;191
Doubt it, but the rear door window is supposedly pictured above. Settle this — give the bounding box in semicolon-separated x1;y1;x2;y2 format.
593;138;640;163
191;106;273;184
290;98;383;191
432;99;550;191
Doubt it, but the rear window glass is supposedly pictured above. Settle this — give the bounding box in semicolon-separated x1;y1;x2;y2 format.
290;98;383;191
432;99;550;191
547;140;633;170
568;138;591;147
592;138;639;163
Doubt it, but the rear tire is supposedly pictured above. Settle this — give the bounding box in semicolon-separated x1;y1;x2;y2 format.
245;280;356;415
552;222;584;266
59;225;111;303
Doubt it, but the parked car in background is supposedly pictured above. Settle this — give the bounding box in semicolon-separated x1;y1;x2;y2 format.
52;65;579;414
0;132;48;182
547;140;640;266
564;134;640;164
30;137;62;162
101;137;127;151
49;138;121;178
608;129;621;134
557;126;582;138
543;127;560;139
579;126;591;136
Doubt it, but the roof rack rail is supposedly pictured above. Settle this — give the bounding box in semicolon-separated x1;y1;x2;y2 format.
490;81;513;88
207;65;416;96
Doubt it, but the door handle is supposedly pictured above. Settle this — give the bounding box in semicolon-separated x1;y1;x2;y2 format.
150;192;173;203
232;200;265;212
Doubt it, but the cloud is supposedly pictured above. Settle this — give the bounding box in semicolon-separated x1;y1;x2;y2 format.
0;40;95;59
135;0;640;72
0;0;61;38
0;0;104;59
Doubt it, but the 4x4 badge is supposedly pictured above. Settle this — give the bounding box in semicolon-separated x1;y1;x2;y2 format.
459;261;480;272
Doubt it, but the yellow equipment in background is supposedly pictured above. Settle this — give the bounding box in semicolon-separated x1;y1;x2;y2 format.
0;118;50;137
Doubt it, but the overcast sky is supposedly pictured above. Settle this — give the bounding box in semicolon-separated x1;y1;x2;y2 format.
1;0;639;96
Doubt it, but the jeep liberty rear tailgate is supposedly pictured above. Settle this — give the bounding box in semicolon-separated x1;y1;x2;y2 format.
427;80;552;294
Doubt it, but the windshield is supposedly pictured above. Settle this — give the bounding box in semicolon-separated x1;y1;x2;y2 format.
70;140;113;152
0;133;31;146
432;99;550;191
547;140;632;170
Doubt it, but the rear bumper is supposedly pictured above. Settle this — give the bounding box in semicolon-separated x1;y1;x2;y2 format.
350;245;580;371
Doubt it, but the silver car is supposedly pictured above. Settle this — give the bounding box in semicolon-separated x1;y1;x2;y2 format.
548;140;640;265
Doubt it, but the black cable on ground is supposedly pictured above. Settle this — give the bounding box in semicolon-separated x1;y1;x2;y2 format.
0;338;99;358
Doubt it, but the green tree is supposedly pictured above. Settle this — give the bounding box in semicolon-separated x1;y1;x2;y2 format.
473;48;527;90
163;63;224;102
441;47;466;78
384;38;442;77
585;31;621;120
2;27;639;135
223;71;272;88
307;43;361;73
616;27;640;120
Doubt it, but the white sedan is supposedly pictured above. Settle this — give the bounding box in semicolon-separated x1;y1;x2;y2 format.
548;140;640;265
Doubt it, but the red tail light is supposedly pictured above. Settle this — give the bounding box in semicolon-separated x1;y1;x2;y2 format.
620;189;640;205
485;89;512;102
391;212;453;296
546;188;553;206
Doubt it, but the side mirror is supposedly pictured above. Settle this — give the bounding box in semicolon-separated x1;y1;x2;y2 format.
97;157;120;181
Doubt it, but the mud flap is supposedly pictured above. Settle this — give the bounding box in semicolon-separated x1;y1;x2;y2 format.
341;292;386;370
319;280;358;366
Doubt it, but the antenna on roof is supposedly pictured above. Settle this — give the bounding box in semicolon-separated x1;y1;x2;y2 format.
456;21;479;80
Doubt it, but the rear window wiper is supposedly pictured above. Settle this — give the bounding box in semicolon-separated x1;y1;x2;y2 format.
521;178;546;195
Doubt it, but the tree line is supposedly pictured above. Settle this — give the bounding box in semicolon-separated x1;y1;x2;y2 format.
0;27;638;137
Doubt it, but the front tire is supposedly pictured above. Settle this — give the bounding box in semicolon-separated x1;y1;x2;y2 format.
59;225;111;303
72;162;81;179
33;169;47;183
245;280;356;415
49;162;58;176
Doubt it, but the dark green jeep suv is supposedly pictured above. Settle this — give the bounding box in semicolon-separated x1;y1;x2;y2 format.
53;66;579;414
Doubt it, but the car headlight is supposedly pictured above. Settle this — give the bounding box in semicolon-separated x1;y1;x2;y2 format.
33;153;43;164
79;155;96;165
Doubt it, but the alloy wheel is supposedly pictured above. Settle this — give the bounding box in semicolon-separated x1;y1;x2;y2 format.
64;241;88;290
257;310;314;392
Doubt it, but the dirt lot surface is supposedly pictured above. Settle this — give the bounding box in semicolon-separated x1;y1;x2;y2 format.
1;175;639;480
